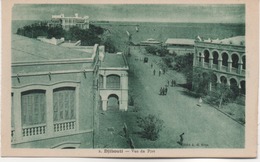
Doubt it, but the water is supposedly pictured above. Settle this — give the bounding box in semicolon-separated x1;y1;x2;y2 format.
94;21;245;51
12;20;245;50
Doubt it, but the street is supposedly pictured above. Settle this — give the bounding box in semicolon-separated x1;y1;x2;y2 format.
126;46;245;148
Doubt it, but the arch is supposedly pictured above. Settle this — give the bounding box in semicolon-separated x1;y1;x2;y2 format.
212;51;219;65
211;74;218;89
203;50;210;63
106;74;120;89
242;55;246;69
221;52;229;66
107;94;119;111
240;80;245;95
229;78;239;98
220;76;227;84
231;53;239;68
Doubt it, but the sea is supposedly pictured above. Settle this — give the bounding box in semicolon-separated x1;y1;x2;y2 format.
12;20;245;50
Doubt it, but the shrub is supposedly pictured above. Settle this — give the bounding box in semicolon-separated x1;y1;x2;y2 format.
136;114;164;141
162;56;174;68
145;46;169;56
128;96;134;106
145;46;158;55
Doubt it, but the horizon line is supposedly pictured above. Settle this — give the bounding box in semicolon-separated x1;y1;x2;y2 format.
12;19;245;24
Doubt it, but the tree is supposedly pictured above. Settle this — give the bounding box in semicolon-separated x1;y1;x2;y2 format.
209;84;233;108
47;26;65;39
162;55;174;68
145;46;158;55
136;114;164;141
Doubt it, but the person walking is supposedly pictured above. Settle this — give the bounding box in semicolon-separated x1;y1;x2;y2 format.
165;86;168;95
161;87;164;95
159;70;161;76
198;97;202;107
171;79;174;87
159;87;163;95
167;80;170;86
151;63;153;68
153;69;156;75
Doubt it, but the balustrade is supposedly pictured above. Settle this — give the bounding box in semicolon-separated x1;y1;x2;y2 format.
54;120;76;132
204;62;209;68
222;66;228;72
231;67;238;74
212;64;218;70
22;124;46;137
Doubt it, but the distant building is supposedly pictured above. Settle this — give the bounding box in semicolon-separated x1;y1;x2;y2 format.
11;34;128;148
48;13;90;30
193;36;245;95
140;38;162;46
165;38;194;55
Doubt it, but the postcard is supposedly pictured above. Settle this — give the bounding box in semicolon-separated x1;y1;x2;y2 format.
1;0;258;158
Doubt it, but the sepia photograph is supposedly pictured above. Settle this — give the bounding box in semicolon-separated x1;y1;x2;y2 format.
1;0;258;158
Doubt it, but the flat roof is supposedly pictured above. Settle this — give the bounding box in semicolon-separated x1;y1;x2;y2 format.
101;53;127;68
12;34;94;63
203;36;245;46
165;38;195;45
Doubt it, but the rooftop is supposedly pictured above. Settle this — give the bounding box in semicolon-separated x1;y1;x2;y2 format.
199;36;245;46
140;39;162;45
165;38;195;45
100;53;128;68
12;34;94;63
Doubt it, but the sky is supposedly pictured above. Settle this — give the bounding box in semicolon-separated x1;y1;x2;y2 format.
12;4;245;23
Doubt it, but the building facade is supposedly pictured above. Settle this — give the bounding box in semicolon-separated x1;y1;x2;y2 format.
48;13;90;30
11;34;128;148
98;47;129;111
193;36;245;95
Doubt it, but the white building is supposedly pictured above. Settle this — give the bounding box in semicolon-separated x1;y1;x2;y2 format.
49;13;90;30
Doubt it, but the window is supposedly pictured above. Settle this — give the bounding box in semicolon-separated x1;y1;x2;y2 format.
53;87;75;122
106;75;120;89
21;90;46;126
99;75;103;88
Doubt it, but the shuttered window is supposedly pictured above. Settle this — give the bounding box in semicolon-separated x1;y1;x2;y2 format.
53;87;75;122
21;90;46;126
106;75;120;89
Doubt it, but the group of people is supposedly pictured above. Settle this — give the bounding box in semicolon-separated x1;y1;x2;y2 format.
152;67;165;77
159;79;177;96
159;86;168;95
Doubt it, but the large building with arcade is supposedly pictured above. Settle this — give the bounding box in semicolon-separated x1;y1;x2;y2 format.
193;36;245;95
11;34;128;148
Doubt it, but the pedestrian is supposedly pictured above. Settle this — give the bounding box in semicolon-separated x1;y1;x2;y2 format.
177;133;185;146
159;87;163;95
159;70;161;76
167;80;170;86
165;86;168;95
198;97;202;107
153;69;156;75
151;63;153;68
171;80;174;87
162;87;165;95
